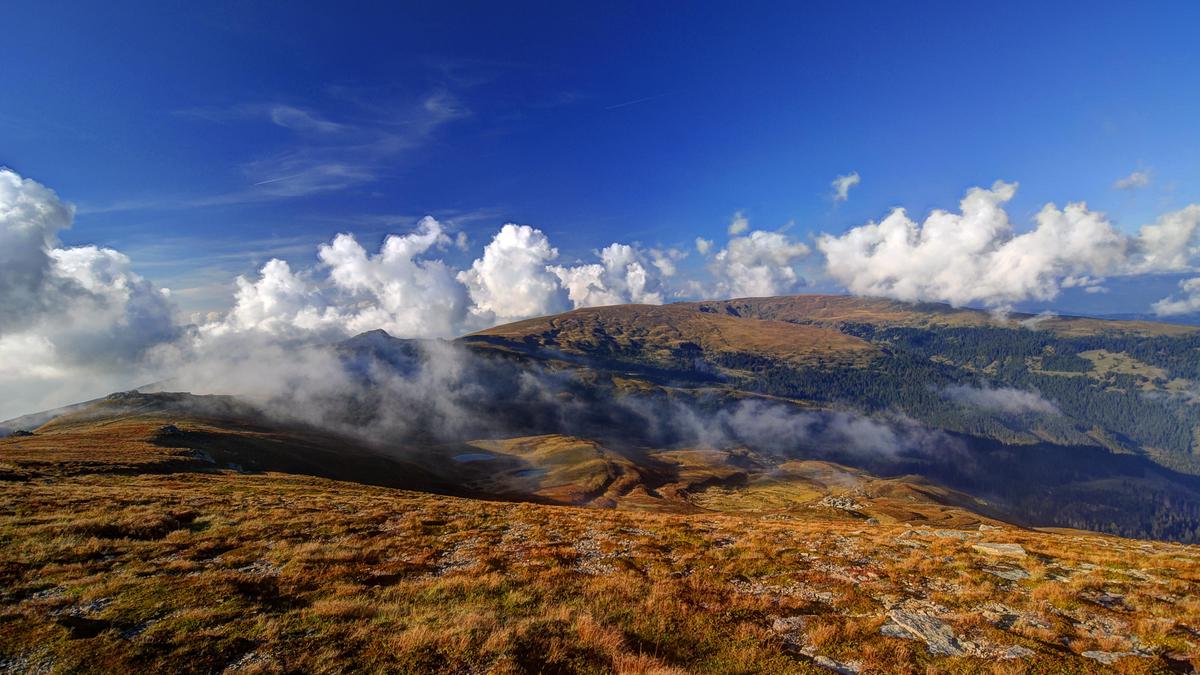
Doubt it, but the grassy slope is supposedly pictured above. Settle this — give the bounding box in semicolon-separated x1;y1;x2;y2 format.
466;303;879;367
3;434;1200;672
681;295;1200;337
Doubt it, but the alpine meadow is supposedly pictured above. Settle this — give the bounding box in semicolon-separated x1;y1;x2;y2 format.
4;3;1200;673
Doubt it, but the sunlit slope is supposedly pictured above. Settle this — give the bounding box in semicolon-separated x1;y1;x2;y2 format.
1;395;989;524
682;294;1199;336
0;392;452;492
3;433;1200;672
465;302;879;368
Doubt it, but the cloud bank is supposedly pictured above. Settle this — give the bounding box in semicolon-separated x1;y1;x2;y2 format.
819;181;1200;312
4;166;1200;419
0;168;804;417
0;170;179;417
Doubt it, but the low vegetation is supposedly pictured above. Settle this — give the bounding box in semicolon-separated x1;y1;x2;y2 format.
3;415;1200;673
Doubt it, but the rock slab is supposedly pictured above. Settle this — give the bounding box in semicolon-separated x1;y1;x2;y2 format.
972;542;1027;558
884;610;965;656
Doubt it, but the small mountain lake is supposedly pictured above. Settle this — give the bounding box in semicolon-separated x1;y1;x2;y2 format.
452;453;496;463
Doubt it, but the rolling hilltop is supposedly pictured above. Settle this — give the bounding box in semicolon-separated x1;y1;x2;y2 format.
3;294;1200;672
463;294;1200;543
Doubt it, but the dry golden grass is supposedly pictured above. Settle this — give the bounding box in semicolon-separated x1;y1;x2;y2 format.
3;468;1199;672
468;303;879;368
680;294;1199;337
3;409;1200;673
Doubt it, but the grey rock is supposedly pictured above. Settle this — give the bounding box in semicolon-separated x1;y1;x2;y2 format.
1001;645;1035;660
985;566;1030;581
771;616;806;634
972;542;1027;558
928;529;976;540
1081;650;1129;665
885;610;965;656
813;655;860;674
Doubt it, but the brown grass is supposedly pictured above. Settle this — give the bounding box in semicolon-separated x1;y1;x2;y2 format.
2;409;1200;672
468;302;879;368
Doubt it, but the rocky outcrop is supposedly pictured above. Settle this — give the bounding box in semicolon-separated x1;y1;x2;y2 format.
882;610;964;656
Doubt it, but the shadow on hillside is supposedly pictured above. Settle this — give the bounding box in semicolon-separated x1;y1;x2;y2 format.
822;435;1200;542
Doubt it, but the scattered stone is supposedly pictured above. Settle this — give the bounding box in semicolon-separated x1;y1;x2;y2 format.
972;542;1026;558
985;567;1030;581
223;649;280;673
24;587;66;603
921;528;977;540
818;495;863;512
0;655;54;674
237;560;281;576
771;616;806;634
1001;645;1035;660
157;424;182;435
978;523;1001;531
813;655;860;674
9;430;34;437
885;610;965;656
880;621;910;639
58;597;113;617
1081;651;1132;665
1092;593;1125;609
731;578;836;604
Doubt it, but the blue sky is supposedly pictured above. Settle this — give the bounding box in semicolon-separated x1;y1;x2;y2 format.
3;1;1200;317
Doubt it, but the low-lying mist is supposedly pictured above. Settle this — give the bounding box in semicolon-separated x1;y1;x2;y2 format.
146;329;967;471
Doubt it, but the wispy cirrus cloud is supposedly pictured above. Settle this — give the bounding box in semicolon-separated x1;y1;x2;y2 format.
177;91;469;205
80;93;470;215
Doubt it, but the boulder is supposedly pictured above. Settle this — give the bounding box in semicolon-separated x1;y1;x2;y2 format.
985;567;1030;581
972;542;1026;558
1001;645;1035;660
1081;651;1130;665
884;610;964;656
813;655;860;674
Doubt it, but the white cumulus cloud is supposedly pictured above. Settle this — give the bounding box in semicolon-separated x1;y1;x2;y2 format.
0;169;179;419
457;224;569;325
727;211;749;235
818;181;1131;309
207;218;469;339
818;181;1200;311
1130;205;1200;273
1153;277;1200;316
550;243;679;308
709;230;811;298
